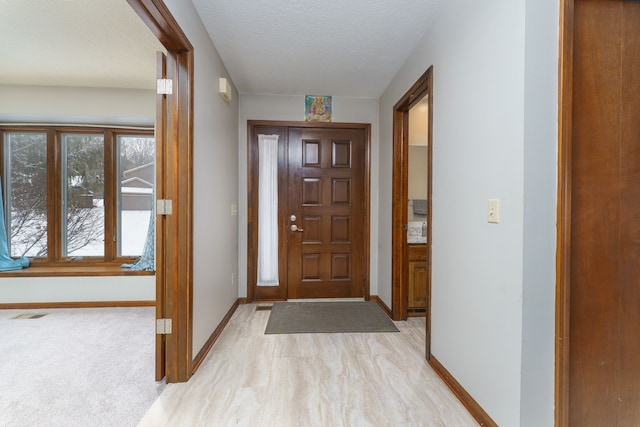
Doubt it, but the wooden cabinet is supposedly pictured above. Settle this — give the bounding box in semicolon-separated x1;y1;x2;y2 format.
408;244;427;314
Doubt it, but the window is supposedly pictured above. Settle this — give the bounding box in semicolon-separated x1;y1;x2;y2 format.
117;135;155;257
62;133;105;257
1;126;154;265
3;132;48;257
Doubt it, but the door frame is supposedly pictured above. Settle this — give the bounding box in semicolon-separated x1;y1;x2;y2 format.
391;68;433;335
555;0;573;424
246;120;371;302
127;0;194;383
555;0;639;423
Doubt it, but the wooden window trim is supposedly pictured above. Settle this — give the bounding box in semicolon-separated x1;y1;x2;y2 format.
0;264;154;277
0;125;154;267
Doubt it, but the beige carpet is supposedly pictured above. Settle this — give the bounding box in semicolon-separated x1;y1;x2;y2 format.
0;307;164;427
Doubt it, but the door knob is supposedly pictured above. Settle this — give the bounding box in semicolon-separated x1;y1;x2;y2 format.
290;224;304;232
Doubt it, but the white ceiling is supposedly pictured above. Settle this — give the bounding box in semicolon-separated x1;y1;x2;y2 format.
0;0;164;90
192;0;443;97
0;0;443;97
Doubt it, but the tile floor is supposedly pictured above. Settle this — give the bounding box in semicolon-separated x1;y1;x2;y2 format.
137;304;479;427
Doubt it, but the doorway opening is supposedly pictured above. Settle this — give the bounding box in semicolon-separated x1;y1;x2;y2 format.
391;67;433;348
128;0;194;383
406;96;430;317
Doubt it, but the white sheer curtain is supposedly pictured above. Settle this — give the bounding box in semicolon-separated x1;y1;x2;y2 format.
257;134;280;287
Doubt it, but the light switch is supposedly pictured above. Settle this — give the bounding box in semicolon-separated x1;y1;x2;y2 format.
231;203;238;216
488;199;500;224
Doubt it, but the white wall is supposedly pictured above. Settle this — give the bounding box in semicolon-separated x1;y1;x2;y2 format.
520;0;558;425
0;276;155;302
164;0;240;357
408;146;429;200
0;84;155;127
0;83;157;305
378;0;556;424
237;94;379;298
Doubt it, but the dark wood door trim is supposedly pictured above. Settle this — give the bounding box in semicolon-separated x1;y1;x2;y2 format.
154;51;167;382
127;0;192;53
556;0;574;425
247;120;371;302
557;1;640;424
391;68;433;338
128;0;194;383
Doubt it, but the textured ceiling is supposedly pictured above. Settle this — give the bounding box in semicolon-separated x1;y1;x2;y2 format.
1;1;443;96
0;0;164;90
192;0;443;97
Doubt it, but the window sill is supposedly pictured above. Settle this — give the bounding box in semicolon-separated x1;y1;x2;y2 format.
0;265;155;278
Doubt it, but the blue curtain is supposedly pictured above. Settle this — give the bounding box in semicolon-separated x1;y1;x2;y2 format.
0;178;29;271
121;199;155;271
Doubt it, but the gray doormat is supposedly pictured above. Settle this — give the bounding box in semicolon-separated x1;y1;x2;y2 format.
264;302;399;334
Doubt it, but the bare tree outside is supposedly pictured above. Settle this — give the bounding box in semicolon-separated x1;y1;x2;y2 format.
4;131;154;258
118;135;155;257
62;134;105;257
6;133;48;257
120;136;154;171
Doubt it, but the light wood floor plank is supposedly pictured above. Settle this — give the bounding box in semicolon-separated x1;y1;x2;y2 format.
137;304;479;427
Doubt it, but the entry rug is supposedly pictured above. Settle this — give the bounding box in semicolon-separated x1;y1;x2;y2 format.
265;301;399;334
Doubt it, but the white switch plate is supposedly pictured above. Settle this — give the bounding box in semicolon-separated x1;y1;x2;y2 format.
231;203;238;216
488;198;500;224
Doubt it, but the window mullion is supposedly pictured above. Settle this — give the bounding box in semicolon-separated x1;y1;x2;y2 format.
48;129;60;262
2;134;11;256
103;130;115;261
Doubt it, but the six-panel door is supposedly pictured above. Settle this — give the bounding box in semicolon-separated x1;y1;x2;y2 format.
286;127;366;299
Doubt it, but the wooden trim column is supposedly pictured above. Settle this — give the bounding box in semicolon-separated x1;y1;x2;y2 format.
556;0;573;425
127;0;194;383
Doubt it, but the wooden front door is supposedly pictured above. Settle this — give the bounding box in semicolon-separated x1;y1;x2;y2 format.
286;127;366;299
560;0;640;424
248;122;369;302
